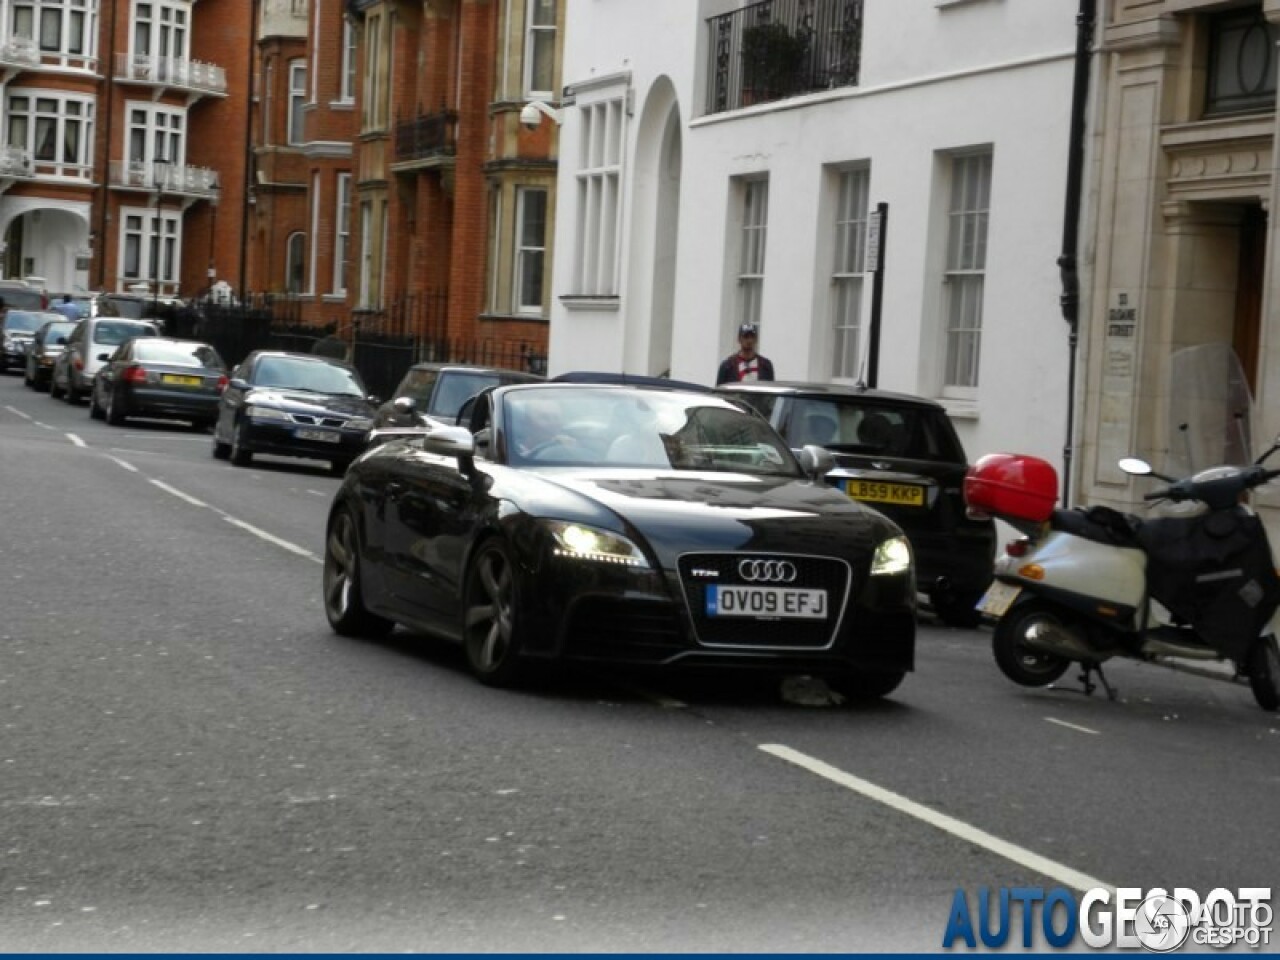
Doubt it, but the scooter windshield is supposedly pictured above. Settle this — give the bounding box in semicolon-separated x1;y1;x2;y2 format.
1166;342;1254;475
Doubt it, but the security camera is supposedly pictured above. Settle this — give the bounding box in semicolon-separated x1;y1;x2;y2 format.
519;103;543;130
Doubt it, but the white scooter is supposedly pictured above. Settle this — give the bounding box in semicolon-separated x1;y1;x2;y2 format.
964;443;1280;712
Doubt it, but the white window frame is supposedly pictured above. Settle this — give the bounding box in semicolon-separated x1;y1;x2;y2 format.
941;149;992;394
333;172;351;295
126;101;185;168
12;0;96;63
737;177;769;331
119;204;182;290
831;165;870;380
524;0;556;98
514;186;548;314
362;11;386;132
131;1;189;66
285;231;306;295
571;94;625;297
308;172;320;295
6;90;95;178
339;18;357;103
288;59;308;146
359;200;373;308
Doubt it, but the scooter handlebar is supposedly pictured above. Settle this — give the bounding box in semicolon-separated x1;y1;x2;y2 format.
1142;466;1280;505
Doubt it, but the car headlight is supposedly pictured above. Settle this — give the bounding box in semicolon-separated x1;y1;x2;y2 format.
245;405;291;422
870;536;912;576
545;520;649;568
344;417;374;431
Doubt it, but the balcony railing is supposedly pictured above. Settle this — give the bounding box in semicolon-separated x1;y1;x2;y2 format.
394;110;459;163
0;145;34;179
706;0;863;115
110;160;221;198
115;52;228;96
0;35;39;68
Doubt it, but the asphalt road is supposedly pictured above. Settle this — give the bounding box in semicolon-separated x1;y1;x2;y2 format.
1;371;1277;952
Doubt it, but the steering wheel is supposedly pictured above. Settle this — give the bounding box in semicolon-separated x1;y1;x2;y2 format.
524;438;567;460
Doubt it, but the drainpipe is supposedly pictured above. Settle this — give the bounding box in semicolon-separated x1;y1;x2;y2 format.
239;0;261;304
97;4;120;290
1057;0;1097;507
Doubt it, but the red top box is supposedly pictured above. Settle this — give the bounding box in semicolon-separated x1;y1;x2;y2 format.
964;453;1059;522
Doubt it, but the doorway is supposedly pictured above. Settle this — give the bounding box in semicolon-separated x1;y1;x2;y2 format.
1234;203;1266;396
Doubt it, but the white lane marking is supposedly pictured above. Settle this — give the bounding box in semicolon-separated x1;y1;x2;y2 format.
106;456;139;474
148;478;208;508
1045;717;1100;736
223;516;322;564
306;489;327;497
37;422;54;430
66;433;86;448
759;743;1110;893
4;405;32;421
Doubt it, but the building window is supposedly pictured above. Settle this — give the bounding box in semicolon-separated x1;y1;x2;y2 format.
572;96;624;296
288;60;307;146
362;12;387;131
333;173;351;294
12;0;93;58
132;1;188;63
942;149;992;391
1206;7;1279;116
524;0;556;97
127;103;184;167
340;19;356;103
359;200;373;307
514;187;548;313
831;166;870;380
7;92;95;172
286;232;306;294
738;177;769;331
120;206;181;288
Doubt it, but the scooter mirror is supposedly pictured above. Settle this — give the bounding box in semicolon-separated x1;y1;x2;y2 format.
1118;457;1153;476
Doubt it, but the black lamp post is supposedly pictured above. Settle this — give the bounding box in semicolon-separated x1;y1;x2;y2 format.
151;154;170;314
207;180;221;291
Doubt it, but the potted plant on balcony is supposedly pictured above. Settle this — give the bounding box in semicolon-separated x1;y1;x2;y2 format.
741;20;808;105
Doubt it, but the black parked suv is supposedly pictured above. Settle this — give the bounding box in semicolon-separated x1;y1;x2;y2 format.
718;381;995;627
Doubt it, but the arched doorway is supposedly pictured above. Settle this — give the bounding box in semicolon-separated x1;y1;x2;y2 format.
1;205;91;291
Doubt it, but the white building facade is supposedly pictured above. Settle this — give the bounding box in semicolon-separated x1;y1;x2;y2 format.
548;0;1082;474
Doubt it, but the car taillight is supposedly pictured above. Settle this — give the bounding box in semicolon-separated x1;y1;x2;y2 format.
72;357;83;370
1005;538;1032;558
123;365;148;384
216;374;228;393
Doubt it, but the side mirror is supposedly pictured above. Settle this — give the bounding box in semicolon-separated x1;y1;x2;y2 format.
55;336;67;345
798;444;835;482
393;396;417;415
423;425;478;476
228;378;249;391
96;352;111;362
1118;457;1152;476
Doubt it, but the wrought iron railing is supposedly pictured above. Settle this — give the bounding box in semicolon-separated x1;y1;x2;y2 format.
706;0;863;115
394;110;459;163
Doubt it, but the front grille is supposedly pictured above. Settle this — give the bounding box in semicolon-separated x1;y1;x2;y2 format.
564;597;685;662
291;413;346;427
677;553;852;649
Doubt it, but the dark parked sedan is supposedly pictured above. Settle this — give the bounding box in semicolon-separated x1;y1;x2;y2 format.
22;319;78;390
213;350;378;474
374;362;543;429
1;309;63;373
323;383;916;696
89;337;228;428
718;381;996;627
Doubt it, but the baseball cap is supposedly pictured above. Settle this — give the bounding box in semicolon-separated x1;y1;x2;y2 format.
738;323;759;337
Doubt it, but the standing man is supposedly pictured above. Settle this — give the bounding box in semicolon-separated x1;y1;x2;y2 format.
716;323;775;384
51;294;83;323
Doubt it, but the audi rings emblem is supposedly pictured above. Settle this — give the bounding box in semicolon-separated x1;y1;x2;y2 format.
738;559;798;583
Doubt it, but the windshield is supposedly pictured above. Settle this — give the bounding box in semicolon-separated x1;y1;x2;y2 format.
781;396;965;462
0;288;45;310
93;321;158;345
431;372;505;417
251;355;366;397
394;368;440;405
3;310;60;333
503;387;800;476
38;321;77;344
133;340;224;369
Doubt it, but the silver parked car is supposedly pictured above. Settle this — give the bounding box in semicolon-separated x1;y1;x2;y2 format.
51;317;160;403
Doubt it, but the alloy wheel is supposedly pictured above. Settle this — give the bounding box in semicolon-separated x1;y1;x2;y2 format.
324;512;357;623
464;543;520;681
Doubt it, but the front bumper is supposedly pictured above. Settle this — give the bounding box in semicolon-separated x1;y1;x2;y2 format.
240;419;370;462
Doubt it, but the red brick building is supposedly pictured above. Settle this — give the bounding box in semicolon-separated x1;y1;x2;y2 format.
0;0;251;300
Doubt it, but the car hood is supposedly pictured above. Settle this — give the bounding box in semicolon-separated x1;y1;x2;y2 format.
530;468;901;561
246;388;374;418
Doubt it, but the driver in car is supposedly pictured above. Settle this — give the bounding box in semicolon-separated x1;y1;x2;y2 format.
514;399;578;458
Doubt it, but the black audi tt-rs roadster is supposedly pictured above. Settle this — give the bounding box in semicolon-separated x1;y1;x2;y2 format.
322;383;916;699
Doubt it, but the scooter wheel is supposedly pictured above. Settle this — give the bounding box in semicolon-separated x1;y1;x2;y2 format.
992;600;1073;687
1247;636;1280;712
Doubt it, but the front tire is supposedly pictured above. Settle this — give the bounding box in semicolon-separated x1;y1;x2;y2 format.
323;507;394;639
230;420;253;466
462;539;525;686
49;375;65;400
105;388;125;426
1248;635;1280;712
992;599;1073;687
827;670;906;702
